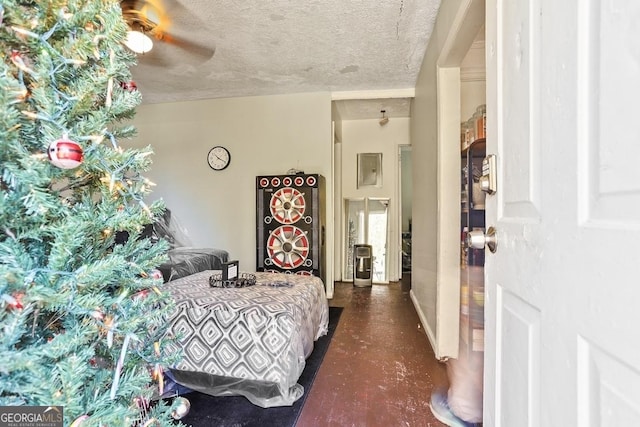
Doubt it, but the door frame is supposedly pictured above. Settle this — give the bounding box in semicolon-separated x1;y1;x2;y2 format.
342;197;391;284
432;0;486;360
398;144;412;279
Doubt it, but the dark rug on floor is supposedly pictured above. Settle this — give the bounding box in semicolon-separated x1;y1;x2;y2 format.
175;306;343;427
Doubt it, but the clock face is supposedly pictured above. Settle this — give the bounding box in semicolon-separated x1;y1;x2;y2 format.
207;146;231;171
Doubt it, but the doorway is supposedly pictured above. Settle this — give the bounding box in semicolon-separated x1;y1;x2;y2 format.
440;24;487;425
428;3;487;424
400;146;412;274
344;197;390;283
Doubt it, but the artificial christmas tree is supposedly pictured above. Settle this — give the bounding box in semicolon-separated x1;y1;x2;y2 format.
0;1;183;425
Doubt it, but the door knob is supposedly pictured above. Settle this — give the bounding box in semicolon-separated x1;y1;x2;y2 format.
466;226;497;253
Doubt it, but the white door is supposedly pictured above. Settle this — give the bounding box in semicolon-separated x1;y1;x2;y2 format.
484;1;640;426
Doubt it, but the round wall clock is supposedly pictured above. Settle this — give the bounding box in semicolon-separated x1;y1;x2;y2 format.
207;146;231;171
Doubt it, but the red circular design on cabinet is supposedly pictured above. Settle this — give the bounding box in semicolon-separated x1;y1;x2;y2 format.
260;178;269;188
296;270;313;276
282;176;293;186
270;187;306;224
271;177;281;187
266;226;309;269
294;176;304;186
306;176;316;186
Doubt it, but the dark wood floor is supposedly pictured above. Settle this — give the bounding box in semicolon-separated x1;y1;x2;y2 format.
297;277;449;427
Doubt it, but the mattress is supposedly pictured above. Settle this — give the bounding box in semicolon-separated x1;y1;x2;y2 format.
162;270;329;407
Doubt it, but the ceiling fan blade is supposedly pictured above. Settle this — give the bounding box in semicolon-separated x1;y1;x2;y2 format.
154;31;216;60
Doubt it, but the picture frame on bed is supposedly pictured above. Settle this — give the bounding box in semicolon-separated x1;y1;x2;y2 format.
222;260;239;280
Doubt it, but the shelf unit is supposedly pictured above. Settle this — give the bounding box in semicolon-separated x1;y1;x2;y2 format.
401;232;411;272
460;137;485;352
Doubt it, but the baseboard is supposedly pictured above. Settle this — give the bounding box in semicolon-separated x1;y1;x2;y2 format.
410;289;440;359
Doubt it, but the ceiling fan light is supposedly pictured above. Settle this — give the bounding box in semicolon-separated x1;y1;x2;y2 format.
124;30;153;54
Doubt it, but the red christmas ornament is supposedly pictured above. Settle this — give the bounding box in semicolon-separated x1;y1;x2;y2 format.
12;292;24;309
48;137;83;169
133;289;150;300
120;80;138;92
2;292;24;310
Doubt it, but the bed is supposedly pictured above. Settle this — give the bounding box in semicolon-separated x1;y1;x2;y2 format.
162;270;329;408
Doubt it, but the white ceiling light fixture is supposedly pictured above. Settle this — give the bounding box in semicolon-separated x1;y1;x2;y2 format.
124;28;153;54
379;110;389;126
121;0;158;54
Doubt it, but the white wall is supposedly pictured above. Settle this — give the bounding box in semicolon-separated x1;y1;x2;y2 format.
411;54;440;355
461;81;485;122
461;39;486;122
129;92;334;294
336;117;410;282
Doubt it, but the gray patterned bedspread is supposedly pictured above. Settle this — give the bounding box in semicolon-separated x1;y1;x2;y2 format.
162;270;329;407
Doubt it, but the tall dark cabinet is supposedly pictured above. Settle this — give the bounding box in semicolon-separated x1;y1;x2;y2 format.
256;174;325;282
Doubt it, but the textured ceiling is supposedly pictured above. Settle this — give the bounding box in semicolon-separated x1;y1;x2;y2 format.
129;0;442;119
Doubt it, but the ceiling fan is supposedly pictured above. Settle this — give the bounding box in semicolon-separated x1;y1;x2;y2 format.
120;0;215;59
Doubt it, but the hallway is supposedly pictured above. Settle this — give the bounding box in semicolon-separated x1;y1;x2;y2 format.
297;278;449;426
